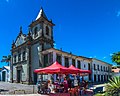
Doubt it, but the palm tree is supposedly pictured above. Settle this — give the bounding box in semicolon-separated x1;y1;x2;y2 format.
112;52;120;65
1;55;11;66
105;76;120;96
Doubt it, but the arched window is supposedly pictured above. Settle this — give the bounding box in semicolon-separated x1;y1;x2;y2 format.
46;26;49;36
34;27;38;37
23;51;26;61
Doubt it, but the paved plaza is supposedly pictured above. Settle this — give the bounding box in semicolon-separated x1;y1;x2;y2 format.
0;82;38;95
0;81;106;95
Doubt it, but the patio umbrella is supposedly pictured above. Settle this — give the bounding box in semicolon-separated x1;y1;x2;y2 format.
69;65;91;74
34;61;78;74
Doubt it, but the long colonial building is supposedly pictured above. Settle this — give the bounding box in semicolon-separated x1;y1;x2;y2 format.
11;8;112;84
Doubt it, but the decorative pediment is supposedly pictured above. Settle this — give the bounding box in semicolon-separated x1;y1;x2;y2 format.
14;27;27;47
15;34;26;47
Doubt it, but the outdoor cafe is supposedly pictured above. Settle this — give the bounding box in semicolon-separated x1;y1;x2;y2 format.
34;61;93;96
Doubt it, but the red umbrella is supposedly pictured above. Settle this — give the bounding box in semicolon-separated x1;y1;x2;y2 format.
34;61;78;74
69;65;91;74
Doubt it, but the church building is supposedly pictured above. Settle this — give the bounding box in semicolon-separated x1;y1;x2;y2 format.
11;8;54;84
11;8;112;84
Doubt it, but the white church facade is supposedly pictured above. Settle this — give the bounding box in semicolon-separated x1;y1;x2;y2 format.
10;8;112;84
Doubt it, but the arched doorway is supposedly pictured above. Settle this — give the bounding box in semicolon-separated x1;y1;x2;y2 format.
2;71;6;82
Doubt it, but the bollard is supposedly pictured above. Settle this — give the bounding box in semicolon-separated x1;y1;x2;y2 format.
33;85;34;93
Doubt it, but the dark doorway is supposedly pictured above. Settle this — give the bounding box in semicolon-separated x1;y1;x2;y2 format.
98;75;100;82
107;75;108;81
94;75;96;82
17;70;21;83
2;71;6;81
89;74;91;81
101;75;103;82
104;75;106;81
34;73;37;84
88;63;91;70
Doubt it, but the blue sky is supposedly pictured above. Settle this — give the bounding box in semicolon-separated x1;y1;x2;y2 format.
0;0;120;67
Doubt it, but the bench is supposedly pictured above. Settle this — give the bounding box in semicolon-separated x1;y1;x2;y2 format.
14;90;25;94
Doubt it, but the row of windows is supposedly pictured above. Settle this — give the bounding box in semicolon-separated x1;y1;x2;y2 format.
34;26;50;38
56;55;92;70
14;51;26;63
55;55;111;72
94;64;111;72
56;55;82;69
94;74;110;82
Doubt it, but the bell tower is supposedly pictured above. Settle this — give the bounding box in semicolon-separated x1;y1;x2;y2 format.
29;7;55;50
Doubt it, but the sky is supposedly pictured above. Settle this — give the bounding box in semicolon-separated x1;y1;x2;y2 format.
0;0;120;67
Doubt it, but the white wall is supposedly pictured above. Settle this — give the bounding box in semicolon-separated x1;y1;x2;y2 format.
112;73;120;77
13;65;16;81
92;59;112;82
52;51;90;81
21;64;27;82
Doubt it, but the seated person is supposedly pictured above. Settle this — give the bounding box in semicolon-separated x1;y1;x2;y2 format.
59;83;64;93
48;80;55;93
54;79;59;92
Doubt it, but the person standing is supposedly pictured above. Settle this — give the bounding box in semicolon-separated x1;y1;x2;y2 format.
67;78;72;89
74;76;78;87
37;81;41;94
63;78;68;93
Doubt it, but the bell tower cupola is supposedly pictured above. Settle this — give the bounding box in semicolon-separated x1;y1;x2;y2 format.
29;7;55;50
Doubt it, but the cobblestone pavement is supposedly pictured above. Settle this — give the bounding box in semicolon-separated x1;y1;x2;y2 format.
0;82;39;95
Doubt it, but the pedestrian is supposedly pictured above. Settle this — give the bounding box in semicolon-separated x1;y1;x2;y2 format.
37;81;41;94
63;77;68;93
67;77;72;90
74;76;78;87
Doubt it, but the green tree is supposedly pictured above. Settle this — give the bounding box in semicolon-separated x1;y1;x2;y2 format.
112;52;120;65
105;76;120;96
1;55;11;66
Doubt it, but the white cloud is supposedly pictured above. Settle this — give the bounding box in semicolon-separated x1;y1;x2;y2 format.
89;56;92;58
117;11;120;17
54;43;57;48
103;57;107;59
110;53;113;56
6;0;9;2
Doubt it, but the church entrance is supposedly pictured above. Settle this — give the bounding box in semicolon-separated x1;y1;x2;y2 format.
2;71;6;81
17;70;21;83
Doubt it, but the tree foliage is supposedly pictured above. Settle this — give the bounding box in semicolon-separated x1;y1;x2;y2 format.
112;52;120;65
105;76;120;96
1;55;11;66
